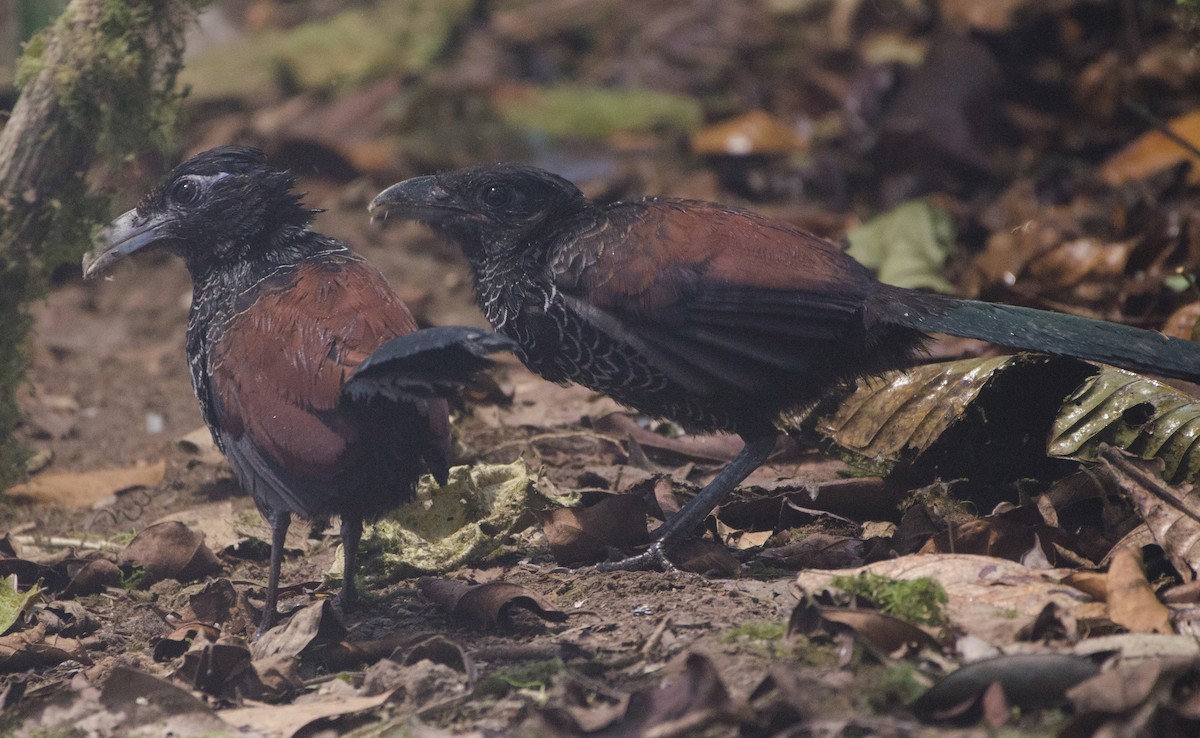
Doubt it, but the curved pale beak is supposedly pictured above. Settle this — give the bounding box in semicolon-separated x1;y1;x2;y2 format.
81;209;171;279
368;176;464;224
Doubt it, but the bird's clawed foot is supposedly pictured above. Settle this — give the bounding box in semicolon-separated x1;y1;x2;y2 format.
595;541;679;573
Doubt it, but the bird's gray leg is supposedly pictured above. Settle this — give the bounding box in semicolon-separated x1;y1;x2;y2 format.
257;508;291;637
336;515;364;611
596;433;777;572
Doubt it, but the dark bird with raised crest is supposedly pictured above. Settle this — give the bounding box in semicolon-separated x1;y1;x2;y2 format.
84;146;513;633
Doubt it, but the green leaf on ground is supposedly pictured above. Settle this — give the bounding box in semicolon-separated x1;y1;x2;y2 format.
0;575;40;636
846;199;957;292
1050;366;1200;485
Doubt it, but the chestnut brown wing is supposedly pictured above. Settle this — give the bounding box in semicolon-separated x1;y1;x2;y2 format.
208;259;429;515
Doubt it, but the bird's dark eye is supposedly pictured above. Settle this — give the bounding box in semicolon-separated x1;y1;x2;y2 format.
481;184;516;209
171;178;201;206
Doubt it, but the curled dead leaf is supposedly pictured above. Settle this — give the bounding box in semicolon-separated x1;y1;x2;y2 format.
542;493;651;565
153;623;220;662
1025;237;1134;290
0;624;93;672
913;654;1100;721
1100;109;1200;186
117;521;223;585
182;578;257;638
418;578;567;627
99;666;224;733
818;607;941;655
61;558;120;598
1106;545;1173;635
175;637;262;699
788;599;941;656
251;600;346;662
1066;658;1186;716
670;538;740;577
540;653;734;737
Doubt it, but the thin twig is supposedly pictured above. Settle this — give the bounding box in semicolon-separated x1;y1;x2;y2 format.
11;534;122;552
640;615;672;657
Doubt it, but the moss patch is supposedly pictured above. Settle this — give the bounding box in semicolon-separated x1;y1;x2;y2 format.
474;659;565;699
1;0;204;489
856;662;927;713
495;84;704;139
830;571;948;626
181;0;472;100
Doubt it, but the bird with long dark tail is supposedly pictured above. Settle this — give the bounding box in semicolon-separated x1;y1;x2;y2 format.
82;147;515;634
370;164;1200;572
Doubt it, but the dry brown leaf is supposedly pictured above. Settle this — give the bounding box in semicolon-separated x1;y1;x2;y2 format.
418;578;567;627
117;521;223;585
539;653;734;738
1061;571;1107;602
252;600;346;661
0;624;92;671
690;109;806;156
1162;302;1200;342
493;375;624;429
592;413;747;464
1100;109;1200;185
1024;237;1134;290
152;623;220;662
541;493;651;565
918;517;1084;566
794;603;942;655
1107;545;1172;634
3;460;165;507
35;600;98;639
60;558;120;598
671;538;739;577
175;637;256;697
100;667;226;733
795;555;1106;645
1066;659;1181;714
759;533;868;570
153;500;249;555
1097;448;1200;580
1062;656;1200;735
219;690;396;738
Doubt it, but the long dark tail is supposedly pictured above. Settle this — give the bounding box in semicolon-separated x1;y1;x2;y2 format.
343;326;517;403
876;285;1200;383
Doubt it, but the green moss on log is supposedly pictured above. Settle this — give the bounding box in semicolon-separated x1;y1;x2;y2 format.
0;0;205;488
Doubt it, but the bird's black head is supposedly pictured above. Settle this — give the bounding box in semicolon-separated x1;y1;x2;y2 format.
369;164;586;263
83;146;318;280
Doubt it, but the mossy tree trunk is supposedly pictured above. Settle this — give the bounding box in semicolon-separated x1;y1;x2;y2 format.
0;0;203;487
